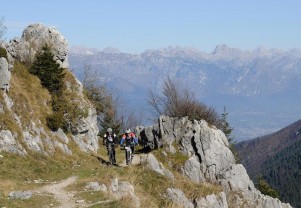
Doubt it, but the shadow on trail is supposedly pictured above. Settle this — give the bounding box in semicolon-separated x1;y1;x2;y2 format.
135;146;153;154
91;154;119;167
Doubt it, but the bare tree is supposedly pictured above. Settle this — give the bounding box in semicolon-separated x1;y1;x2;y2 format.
148;76;221;127
82;64;142;135
82;65;120;134
115;92;143;133
0;17;7;41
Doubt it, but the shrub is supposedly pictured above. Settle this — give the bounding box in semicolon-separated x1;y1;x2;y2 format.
82;65;121;134
257;177;279;198
46;112;64;131
148;77;221;127
30;44;65;95
0;47;7;60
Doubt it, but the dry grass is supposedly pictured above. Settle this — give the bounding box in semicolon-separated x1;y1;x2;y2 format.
0;91;23;136
0;143;223;208
0;64;223;207
8;62;52;128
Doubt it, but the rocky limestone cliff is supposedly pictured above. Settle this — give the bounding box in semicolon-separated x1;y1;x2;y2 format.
0;24;99;156
136;116;291;208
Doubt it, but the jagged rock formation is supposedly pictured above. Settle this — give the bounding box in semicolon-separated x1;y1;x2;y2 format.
5;23;69;68
137;116;291;208
0;24;99;156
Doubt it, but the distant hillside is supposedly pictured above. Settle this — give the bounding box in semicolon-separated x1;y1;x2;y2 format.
262;138;301;207
69;45;301;140
236;119;301;207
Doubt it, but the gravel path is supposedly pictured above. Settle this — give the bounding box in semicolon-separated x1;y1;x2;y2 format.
32;154;143;207
119;154;142;167
35;176;84;208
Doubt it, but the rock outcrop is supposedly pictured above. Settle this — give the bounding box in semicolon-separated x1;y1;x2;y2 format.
166;188;194;208
0;23;99;156
0;57;10;91
0;130;26;156
138;116;291;208
167;188;227;208
110;178;140;208
195;192;228;208
141;153;174;179
6;23;68;68
68;77;99;153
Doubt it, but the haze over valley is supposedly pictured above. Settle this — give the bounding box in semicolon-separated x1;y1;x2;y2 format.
69;44;301;141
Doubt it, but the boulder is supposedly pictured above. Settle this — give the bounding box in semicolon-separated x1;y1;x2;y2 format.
0;57;10;91
141;153;174;179
166;188;194;208
0;130;26;155
6;23;68;68
9;191;32;200
195;192;228;208
110;178;140;208
85;182;107;192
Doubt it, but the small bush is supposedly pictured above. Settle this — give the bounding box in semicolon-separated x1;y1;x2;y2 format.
257;177;279;198
0;47;7;60
148;77;221;127
46;112;64;131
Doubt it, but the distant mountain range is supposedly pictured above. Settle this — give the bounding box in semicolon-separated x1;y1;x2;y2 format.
236;119;301;207
68;45;301;140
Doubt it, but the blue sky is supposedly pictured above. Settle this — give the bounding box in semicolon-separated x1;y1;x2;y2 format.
1;0;301;53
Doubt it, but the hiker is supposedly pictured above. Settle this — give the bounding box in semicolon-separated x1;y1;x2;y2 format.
120;129;138;157
103;128;117;164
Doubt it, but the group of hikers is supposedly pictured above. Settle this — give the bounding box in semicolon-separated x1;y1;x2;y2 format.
103;127;139;165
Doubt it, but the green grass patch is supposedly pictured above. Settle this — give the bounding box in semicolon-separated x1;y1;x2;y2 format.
0;194;58;208
153;148;189;171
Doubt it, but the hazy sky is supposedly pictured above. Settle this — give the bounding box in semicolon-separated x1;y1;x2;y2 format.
2;0;301;53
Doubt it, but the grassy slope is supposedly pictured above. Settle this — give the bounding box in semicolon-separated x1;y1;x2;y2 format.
0;63;221;207
0;144;222;208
